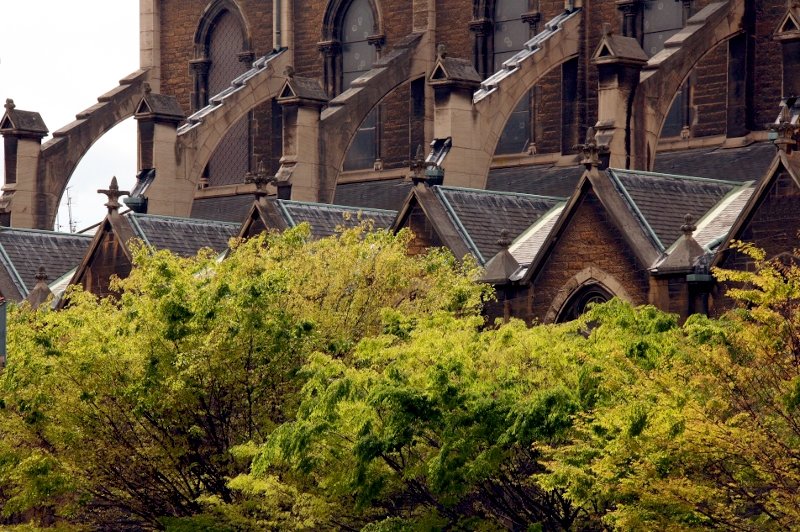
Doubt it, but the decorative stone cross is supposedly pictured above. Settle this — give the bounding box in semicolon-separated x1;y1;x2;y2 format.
98;176;130;213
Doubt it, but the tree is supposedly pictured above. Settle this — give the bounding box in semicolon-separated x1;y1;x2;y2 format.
0;225;486;529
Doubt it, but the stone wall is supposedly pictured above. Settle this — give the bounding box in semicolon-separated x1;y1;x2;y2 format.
529;190;651;322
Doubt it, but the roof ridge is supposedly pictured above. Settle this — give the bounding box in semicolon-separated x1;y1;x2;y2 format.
433;186;485;264
607;170;665;251
437;184;567;202
608;167;742;187
128;212;239;226
277;199;397;214
0;227;93;238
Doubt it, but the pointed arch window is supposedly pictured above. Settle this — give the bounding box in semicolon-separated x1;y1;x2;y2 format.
493;0;532;154
190;3;254;186
643;0;692;137
341;0;379;170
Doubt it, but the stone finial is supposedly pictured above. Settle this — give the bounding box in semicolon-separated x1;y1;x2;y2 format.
577;126;609;171
410;144;426;180
244;160;276;197
770;98;799;153
35;266;48;283
143;82;152;95
437;43;447;60
497;229;512;248
681;213;696;237
284;65;295;79
98;176;130;214
4;99;15;111
602;22;612;36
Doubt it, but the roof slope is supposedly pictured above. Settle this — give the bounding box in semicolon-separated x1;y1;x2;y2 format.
127;213;238;256
486;164;582;197
435;187;564;263
653;142;775;183
278;201;396;238
191;195;255;223
0;228;92;295
609;169;741;249
334;178;414;211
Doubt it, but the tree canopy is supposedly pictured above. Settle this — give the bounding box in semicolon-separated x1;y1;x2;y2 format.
1;232;799;530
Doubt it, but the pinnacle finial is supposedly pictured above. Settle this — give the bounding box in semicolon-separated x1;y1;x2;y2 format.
143;82;152;95
35;266;47;283
4;99;15;111
497;229;512;248
681;213;696;236
284;65;295;78
437;43;447;60
244;160;276;197
577;126;608;171
410;144;427;181
602;22;612;36
98;176;130;213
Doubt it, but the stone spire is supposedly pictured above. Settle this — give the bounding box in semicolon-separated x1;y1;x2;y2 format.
98;177;130;214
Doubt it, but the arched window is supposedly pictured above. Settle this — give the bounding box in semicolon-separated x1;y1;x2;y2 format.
493;0;532;154
341;0;379;170
557;283;613;323
643;0;691;137
191;3;253;186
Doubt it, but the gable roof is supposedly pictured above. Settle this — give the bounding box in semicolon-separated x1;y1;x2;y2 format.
522;170;666;285
0;101;48;136
608;169;743;251
126;213;238;257
0;228;92;299
239;197;397;240
394;184;565;265
711;151;800;267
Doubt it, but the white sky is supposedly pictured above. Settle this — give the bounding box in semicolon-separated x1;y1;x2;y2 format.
0;1;139;231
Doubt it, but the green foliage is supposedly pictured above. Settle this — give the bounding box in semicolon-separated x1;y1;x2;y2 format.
4;229;800;530
0;225;485;529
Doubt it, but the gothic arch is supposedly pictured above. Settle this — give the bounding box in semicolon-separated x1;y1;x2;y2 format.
632;0;746;170
545;266;633;323
321;0;383;42
193;0;252;58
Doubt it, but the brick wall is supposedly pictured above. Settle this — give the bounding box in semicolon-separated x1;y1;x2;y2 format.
529;190;651;322
404;202;445;255
713;169;800;315
157;1;787;189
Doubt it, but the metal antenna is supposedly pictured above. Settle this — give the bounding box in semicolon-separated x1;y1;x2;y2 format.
66;186;77;233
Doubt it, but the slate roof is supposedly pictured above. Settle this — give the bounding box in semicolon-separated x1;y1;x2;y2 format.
334;178;414;211
191;195;255;222
126;213;238;257
693;185;755;250
608;169;743;250
653;142;775;183
434;186;565;263
486;164;582;197
277;200;397;238
508;204;566;269
0;228;92;296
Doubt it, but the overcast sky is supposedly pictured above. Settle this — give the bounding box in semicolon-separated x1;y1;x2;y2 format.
0;1;139;231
